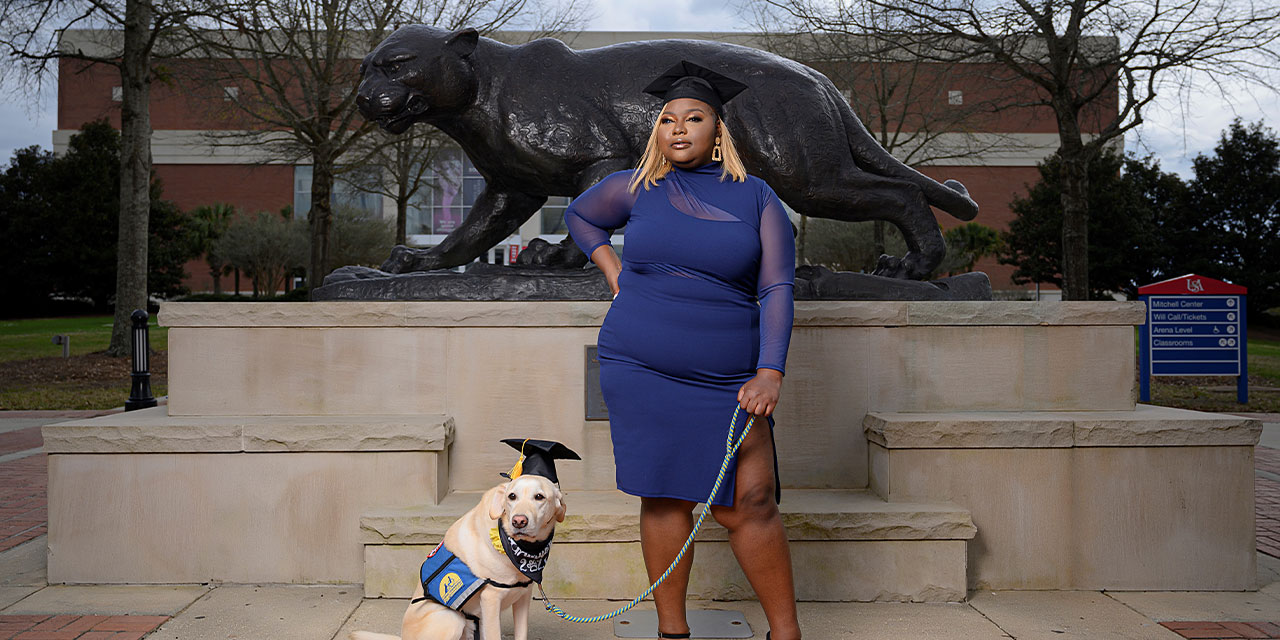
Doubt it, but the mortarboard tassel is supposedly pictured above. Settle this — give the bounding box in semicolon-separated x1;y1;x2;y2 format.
504;438;530;480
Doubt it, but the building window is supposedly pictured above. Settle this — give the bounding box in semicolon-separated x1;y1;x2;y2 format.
394;147;617;249
948;90;964;106
405;148;483;236
223;86;239;101
540;196;573;234
292;165;383;220
111;86;122;102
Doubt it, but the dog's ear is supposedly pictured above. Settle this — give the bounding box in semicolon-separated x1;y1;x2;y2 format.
488;485;507;520
554;490;568;523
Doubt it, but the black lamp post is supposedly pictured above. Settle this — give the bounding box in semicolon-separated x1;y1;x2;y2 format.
126;309;157;411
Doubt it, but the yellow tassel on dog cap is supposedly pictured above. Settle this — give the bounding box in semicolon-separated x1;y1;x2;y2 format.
498;438;581;484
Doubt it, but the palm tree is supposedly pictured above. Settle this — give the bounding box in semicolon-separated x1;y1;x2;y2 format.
189;203;237;294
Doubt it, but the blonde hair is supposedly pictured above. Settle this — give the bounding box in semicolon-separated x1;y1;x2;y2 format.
628;112;748;193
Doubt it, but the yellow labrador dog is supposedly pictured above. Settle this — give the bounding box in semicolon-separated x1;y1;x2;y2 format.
351;474;567;640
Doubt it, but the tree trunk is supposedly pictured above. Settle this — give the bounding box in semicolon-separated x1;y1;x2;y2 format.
797;215;808;265
1058;147;1091;301
211;268;222;295
308;150;335;286
1050;93;1091;301
106;0;153;356
396;181;408;246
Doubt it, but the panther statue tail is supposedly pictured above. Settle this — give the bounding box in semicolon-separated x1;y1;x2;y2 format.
831;85;980;222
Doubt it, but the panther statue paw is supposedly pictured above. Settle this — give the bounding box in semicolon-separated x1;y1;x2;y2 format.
515;238;589;269
872;252;933;280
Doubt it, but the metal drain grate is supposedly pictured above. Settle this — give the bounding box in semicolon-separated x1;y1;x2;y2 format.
612;609;754;638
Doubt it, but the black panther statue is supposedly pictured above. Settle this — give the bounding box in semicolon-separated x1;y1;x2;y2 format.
355;26;978;280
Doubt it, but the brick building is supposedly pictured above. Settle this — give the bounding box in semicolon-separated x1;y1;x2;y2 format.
55;30;1116;296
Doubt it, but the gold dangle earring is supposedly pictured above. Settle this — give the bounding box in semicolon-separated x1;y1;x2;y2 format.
712;136;723;162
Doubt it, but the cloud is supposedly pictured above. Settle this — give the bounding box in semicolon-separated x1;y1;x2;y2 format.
586;0;746;31
1127;72;1279;178
0;80;56;162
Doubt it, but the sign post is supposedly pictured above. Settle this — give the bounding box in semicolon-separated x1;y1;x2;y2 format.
1138;274;1248;404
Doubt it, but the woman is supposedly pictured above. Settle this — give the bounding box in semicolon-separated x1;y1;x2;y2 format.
565;61;800;640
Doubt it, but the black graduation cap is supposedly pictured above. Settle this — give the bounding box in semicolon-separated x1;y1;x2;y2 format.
642;60;748;117
500;438;581;484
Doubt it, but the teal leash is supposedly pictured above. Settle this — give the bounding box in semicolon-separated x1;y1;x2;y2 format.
539;406;755;624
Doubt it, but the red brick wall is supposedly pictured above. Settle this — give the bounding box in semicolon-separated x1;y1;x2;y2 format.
154;165;293;293
59;58;353;131
920;165;1044;291
154;164;292;213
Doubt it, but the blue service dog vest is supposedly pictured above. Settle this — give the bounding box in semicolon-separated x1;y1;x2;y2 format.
418;543;486;611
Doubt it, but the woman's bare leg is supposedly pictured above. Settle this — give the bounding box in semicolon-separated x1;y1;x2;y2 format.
640;496;697;637
710;422;801;640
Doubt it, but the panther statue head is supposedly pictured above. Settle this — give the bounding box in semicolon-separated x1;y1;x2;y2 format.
356;25;481;134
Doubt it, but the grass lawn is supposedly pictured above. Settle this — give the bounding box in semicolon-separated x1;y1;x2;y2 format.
1145;329;1280;413
0;315;168;410
0;315;168;362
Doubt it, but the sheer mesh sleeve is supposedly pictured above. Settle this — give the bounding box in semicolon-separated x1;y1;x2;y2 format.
564;171;640;258
756;191;796;374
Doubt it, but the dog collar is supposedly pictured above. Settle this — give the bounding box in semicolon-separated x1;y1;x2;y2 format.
496;520;553;584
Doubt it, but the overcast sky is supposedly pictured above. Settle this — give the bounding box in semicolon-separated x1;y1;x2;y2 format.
1;1;1276;179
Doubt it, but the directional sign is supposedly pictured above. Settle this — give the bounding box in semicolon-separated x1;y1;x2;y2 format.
1138;274;1248;403
1145;294;1243;376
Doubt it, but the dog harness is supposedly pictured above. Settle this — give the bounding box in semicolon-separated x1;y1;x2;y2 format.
411;536;536;616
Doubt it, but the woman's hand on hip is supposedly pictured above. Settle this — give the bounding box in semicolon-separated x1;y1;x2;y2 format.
590;245;623;296
738;368;783;417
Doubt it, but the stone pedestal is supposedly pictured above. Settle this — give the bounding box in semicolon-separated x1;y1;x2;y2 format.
40;300;1261;598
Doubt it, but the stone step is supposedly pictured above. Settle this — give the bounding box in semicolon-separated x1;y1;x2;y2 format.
864;405;1261;452
863;405;1261;591
361;489;975;602
42;409;455;454
42;409;455;585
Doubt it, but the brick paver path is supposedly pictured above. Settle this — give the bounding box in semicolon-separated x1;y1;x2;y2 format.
0;428;42;457
0;453;46;554
0;614;168;639
0;411;111;556
1258;447;1280;559
1162;621;1280;638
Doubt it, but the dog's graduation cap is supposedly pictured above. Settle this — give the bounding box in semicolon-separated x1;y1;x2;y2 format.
500;438;580;484
643;60;748;117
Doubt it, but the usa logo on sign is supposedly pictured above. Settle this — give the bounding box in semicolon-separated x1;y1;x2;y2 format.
1187;278;1204;292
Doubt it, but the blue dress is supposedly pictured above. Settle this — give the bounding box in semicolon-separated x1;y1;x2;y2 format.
565;162;795;507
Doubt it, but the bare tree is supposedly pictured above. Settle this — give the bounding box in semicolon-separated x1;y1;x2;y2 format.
760;0;1280;299
0;0;210;354
340;126;447;246
182;0;586;285
745;13;1025;263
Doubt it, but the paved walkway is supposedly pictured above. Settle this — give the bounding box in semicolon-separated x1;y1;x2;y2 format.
0;411;1276;639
